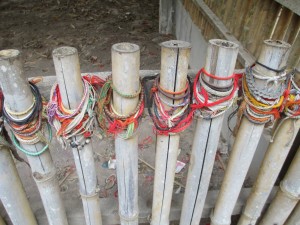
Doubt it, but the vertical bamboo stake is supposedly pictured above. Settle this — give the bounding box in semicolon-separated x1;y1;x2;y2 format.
0;147;37;225
210;40;291;225
259;145;300;225
52;47;102;225
151;40;191;225
180;39;238;225
0;49;68;225
285;202;300;225
238;61;300;225
111;43;140;225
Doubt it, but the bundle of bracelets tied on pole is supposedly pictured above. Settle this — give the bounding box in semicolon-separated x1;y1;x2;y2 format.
3;81;51;156
242;62;289;124
143;74;193;135
47;75;104;149
96;75;144;139
191;68;241;118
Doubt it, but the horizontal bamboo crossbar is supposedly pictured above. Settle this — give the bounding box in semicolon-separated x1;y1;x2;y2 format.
33;187;278;225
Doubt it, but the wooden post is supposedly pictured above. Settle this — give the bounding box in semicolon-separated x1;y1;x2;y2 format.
111;43;140;225
238;61;300;225
0;49;68;225
151;40;191;225
210;40;291;225
52;46;102;225
159;0;174;34
259;145;300;225
179;39;239;225
0;147;37;225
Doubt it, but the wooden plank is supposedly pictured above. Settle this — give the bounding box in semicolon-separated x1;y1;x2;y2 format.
286;14;300;44
247;0;266;54
193;0;255;66
271;8;294;40
159;0;174;34
288;33;300;67
253;0;280;55
274;0;300;16
232;1;252;40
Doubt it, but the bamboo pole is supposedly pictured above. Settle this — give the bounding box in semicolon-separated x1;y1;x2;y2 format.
0;215;5;225
0;49;68;225
0;146;37;225
179;39;238;225
151;40;191;225
285;202;300;225
210;40;291;225
238;60;300;225
259;145;300;225
111;43;140;225
52;47;102;225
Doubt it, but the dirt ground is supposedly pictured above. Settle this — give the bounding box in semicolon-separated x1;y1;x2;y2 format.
0;0;173;78
0;0;229;224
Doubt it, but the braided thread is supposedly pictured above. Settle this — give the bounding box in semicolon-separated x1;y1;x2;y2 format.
242;66;287;124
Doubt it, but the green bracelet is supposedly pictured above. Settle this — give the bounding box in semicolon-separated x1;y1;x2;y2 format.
12;123;52;157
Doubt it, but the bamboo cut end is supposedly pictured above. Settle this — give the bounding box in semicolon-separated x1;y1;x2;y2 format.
263;39;291;49
160;40;191;49
209;39;239;50
52;46;78;58
112;42;140;53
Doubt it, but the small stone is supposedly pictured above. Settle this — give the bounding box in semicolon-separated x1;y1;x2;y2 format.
86;138;91;144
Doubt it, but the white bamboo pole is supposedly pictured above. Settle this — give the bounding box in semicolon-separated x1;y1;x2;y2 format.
111;43;140;225
285;202;300;225
238;61;300;225
179;39;238;225
259;145;300;225
0;146;37;225
0;49;68;225
151;40;191;225
210;40;291;225
0;215;5;225
52;47;102;225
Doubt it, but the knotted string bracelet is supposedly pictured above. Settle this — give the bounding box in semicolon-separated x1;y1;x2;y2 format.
96;75;144;139
47;75;100;149
191;68;241;119
3;81;51;156
143;74;193;136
